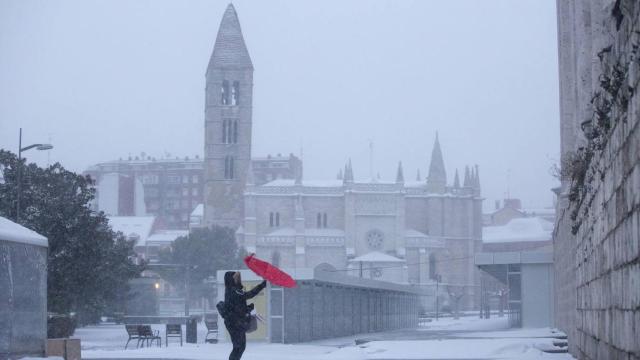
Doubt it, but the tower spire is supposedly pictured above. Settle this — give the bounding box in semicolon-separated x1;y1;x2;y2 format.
396;161;404;184
343;159;354;183
453;169;460;188
426;133;446;193
463;166;471;187
207;4;253;72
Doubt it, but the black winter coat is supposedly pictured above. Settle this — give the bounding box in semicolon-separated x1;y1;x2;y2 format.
223;272;266;329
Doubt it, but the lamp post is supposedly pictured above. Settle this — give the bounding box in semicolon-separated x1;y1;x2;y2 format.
16;128;53;222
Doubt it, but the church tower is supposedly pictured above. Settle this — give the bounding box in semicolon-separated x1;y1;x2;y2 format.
204;4;253;229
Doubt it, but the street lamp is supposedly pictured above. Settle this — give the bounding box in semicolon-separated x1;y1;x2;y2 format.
16;128;54;222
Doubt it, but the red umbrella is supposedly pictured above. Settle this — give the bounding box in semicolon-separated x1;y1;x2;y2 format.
244;254;297;288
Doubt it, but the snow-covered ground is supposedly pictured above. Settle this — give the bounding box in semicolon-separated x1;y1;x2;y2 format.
77;317;574;360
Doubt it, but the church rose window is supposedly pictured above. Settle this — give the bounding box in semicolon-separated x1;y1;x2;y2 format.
366;229;384;250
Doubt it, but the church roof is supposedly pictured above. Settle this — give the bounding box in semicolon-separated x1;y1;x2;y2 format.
207;4;253;71
350;251;405;263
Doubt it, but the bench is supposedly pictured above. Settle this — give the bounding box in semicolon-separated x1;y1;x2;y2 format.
125;324;162;349
165;324;183;347
124;324;142;349
139;325;161;348
205;318;218;343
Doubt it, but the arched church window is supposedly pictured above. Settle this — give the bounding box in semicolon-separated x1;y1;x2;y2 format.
275;212;280;227
322;213;328;228
269;212;274;227
233;120;238;143
221;80;230;105
222;119;227;143
316;213;322;228
429;253;437;280
224;156;234;179
232;81;240;105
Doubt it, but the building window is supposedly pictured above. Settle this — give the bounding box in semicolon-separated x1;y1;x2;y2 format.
224;156;235;179
269;212;280;227
192;175;199;183
167;175;180;184
221;80;229;105
231;81;240;105
182;188;189;196
317;212;328;228
192;188;198;196
233;120;238;143
222;119;238;144
182;175;189;184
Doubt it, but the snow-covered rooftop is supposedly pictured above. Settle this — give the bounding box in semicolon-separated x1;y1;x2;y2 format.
350;251;405;263
191;204;204;217
304;228;345;237
483;217;554;243
261;179;344;187
0;216;48;247
146;230;188;244
108;216;155;246
405;229;428;238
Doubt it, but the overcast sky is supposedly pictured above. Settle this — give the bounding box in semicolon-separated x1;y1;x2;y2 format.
0;0;559;212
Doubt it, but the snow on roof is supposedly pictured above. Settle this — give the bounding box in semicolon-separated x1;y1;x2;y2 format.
405;229;428;238
483;217;554;243
108;216;155;246
0;216;48;247
265;227;297;236
146;230;188;244
304;228;345;237
350;251;405;263
191;204;204;217
261;179;344;187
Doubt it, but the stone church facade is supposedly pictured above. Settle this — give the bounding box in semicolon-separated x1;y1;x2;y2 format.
205;5;483;304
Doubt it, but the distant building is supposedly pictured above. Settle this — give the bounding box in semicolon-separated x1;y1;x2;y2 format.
201;4;484;310
86;154;299;230
85;155;204;229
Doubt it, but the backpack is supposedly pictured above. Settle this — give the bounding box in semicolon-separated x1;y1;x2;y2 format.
216;301;230;320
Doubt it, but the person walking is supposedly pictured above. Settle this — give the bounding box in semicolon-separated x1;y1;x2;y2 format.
223;271;266;360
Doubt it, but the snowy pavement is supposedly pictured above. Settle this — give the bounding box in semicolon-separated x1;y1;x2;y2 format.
76;316;574;360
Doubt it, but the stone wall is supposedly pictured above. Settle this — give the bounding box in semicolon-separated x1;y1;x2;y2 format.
555;0;640;358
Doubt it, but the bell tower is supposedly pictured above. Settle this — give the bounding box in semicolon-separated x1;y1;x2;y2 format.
204;4;253;229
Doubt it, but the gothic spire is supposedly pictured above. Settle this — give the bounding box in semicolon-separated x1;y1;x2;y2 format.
463;166;471;187
396;162;404;183
207;4;253;72
343;159;354;183
426;133;446;193
453;169;460;188
295;161;303;185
